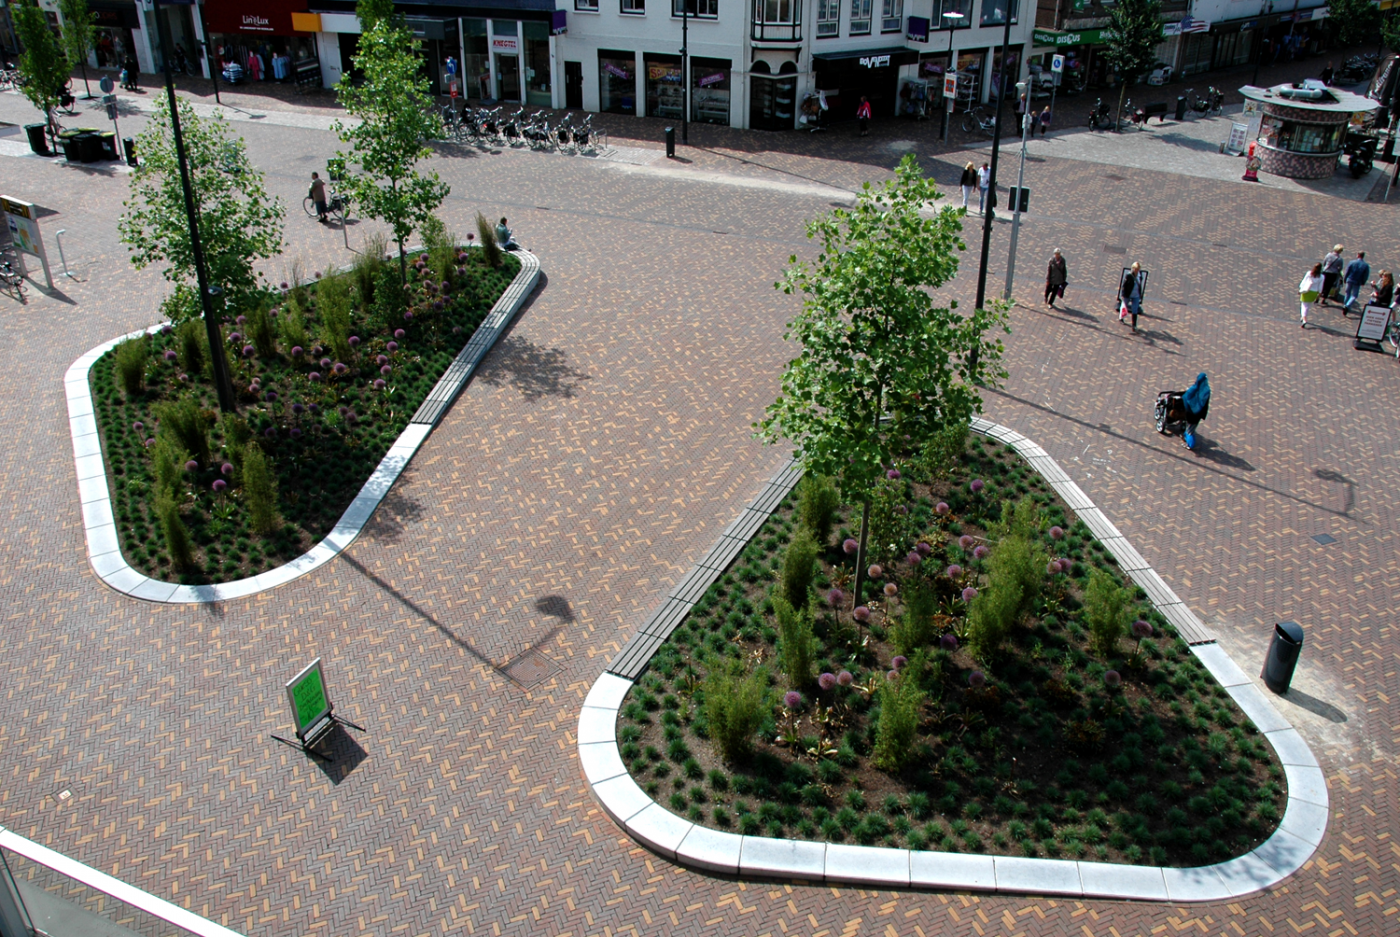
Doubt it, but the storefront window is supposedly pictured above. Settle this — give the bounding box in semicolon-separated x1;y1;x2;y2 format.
750;74;797;130
955;49;984;103
598;51;636;114
645;54;684;118
979;0;1018;27
523;21;551;106
919;51;951;80
461;20;488;100
1259;114;1345;154
691;57;731;124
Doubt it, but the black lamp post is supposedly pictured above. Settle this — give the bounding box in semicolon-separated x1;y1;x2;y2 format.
970;3;1017;374
1252;2;1274;87
681;0;689;144
155;1;236;413
939;11;965;142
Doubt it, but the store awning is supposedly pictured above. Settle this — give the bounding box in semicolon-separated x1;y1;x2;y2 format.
812;47;919;68
1032;27;1108;47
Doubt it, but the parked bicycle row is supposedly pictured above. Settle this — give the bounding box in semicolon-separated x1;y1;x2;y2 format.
434;104;607;155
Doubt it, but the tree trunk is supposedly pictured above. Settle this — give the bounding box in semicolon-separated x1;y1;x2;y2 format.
851;499;872;608
1115;82;1126;134
80;61;91;98
397;236;407;284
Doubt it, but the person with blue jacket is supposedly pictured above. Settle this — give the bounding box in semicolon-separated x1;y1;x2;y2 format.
1341;251;1370;314
1180;373;1211;451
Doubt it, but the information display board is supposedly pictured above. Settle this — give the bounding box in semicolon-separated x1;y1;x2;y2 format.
1355;304;1393;349
285;657;332;741
0;195;54;289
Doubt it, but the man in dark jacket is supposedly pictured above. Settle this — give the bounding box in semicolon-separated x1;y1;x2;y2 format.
1341;251;1370;314
1045;249;1067;307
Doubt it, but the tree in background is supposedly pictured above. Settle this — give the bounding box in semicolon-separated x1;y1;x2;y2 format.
1103;0;1164;132
56;0;96;98
1326;0;1381;49
757;155;1009;605
12;0;71;150
120;95;284;332
334;0;448;283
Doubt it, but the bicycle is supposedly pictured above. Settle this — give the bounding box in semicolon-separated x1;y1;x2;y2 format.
303;187;349;226
0;249;26;299
961;105;996;137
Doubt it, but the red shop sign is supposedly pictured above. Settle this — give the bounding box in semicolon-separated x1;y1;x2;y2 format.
202;0;311;35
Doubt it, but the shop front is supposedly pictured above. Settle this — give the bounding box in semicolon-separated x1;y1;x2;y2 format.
404;15;458;95
813;47;919;121
1243;84;1376;179
89;1;140;69
202;0;315;82
598;49;636;115
645;54;684;119
1031;28;1109;94
691;57;732;125
750;61;797;131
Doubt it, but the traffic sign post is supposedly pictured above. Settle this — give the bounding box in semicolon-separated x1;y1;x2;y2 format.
99;76;125;163
941;71;957;142
1050;55;1064;131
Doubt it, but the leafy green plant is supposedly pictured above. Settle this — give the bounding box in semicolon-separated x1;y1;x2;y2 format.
113;338;148;398
241;442;280;536
176;319;208;376
871;675;925;772
889;582;937;656
150;436;188;500
1084;568;1132;657
154;396;212;468
701;663;770;763
317;274;354;362
277;294;310;351
779;528;819;610
245;303;278;359
772;594;816;688
797;475;841;545
154;489;195;571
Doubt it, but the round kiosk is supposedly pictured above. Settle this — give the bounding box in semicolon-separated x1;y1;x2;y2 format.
1239;83;1379;179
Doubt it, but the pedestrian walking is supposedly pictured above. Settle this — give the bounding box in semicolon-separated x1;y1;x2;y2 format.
1319;244;1344;306
1045;249;1067;307
977;162;991;214
1341;251;1370;314
1320;61;1334;86
1038;105;1051;135
959;162;976;210
856;96;872;137
1298;262;1323;328
1118;262;1144;332
308;172;328;223
1371;270;1395;308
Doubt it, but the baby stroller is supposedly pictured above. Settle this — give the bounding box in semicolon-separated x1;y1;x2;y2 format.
1154;372;1210;450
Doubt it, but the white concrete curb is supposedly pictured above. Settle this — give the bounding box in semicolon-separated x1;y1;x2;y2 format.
578;419;1327;900
67;251;540;604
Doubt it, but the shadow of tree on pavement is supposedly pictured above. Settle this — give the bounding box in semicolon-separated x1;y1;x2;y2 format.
477;335;591;401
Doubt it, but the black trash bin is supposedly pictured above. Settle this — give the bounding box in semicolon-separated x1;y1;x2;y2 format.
1261;620;1304;693
60;133;82;162
77;131;103;163
1175;96;1187;122
123;137;137;166
665;126;675;159
25;123;51;155
98;131;118;160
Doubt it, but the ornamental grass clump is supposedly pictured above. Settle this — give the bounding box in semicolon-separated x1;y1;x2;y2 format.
779;528;819;610
154;396;211;468
245;302;278;358
476;212;502;269
176;320;206;376
113;337;148;398
150;435;188;499
871;673;925;772
154;489;195;571
317;274;354;362
772;594;816;688
241;442;280;536
889;582;938;656
1084;568;1133;657
797;474;841;545
701;662;770;763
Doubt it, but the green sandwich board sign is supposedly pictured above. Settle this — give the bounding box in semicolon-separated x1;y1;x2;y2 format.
286;658;333;741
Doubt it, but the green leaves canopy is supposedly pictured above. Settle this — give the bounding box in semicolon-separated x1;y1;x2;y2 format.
57;0;97;68
119;96;285;322
1103;0;1165;84
757;154;1008;506
13;0;70;137
334;13;449;280
1327;0;1382;48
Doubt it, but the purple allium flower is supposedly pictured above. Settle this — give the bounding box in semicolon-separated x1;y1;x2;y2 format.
888;670;900;681
946;564;963;579
380;364;391;375
291;346;304;358
373;378;386;390
133;421;144;432
973;545;989;559
235;315;246;325
333;362;347;374
337;406;349;417
970;479;985;493
452;325;462;334
868;564;883;579
894;504;909;516
184;460;198;471
959;535;975;550
906;551;922;565
1049;525;1065;540
1104;670;1122;688
961;586;979;602
314;270;322;279
317;357;331;370
467;233;476;242
853;605;871;622
291;403;304;415
458;251;468;261
212;479;227;492
221;463;233;476
377;354;389;366
818;672;837;691
387;342;400;355
145;437;155;447
178;373;189;382
892;655;907;670
935;502;950;515
783;691;803;709
837;670;854;686
264;427;276;438
916;541;932;556
440;280;450;291
1047;561;1060;575
279;281;289;290
433;300;445;312
1132;620;1153;639
228;332;242;343
242;345;255;357
163;349;177;361
404;311;414;322
348;335;360;347
308;403;319;414
884;582;898;597
843;538;859;555
940;634;958;651
419;253;429;263
968;670;986;688
265;391;278;402
160;324;172;335
827;588;845;606
289;427;302;438
309;372;321;382
269;310;278;319
346;410;358;423
887;468;901;480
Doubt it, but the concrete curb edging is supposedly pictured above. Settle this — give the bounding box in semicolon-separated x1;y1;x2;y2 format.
66;250;540;605
579;419;1328;901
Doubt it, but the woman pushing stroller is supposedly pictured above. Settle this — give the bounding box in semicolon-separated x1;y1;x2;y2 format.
1154;373;1210;450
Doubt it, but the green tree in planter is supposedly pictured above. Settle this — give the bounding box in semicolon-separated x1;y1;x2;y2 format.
120;96;284;333
334;0;449;285
57;0;97;98
757;155;1008;604
12;0;71;151
1103;0;1164;132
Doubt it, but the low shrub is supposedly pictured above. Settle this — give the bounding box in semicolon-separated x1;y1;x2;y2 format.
797;475;841;545
871;675;925;772
113;338;148;397
701;663;770;763
772;594;816;687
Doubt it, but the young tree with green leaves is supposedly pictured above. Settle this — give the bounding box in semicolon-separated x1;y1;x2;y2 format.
119;95;284;334
1327;0;1382;49
1103;0;1164;132
757;154;1009;604
334;0;449;284
12;0;71;150
57;0;96;98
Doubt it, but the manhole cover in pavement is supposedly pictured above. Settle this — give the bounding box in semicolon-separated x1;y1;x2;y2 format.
1103;245;1127;255
505;649;561;687
1311;533;1337;545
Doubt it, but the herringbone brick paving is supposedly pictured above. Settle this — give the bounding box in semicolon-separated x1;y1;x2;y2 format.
0;85;1397;936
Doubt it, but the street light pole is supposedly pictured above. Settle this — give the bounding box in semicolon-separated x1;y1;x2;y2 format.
155;2;236;413
971;4;1016;375
1004;79;1030;301
681;0;689;144
940;12;964;142
1251;2;1274;87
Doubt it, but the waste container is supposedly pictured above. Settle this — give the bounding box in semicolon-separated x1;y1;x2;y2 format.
1175;96;1187;122
98;131;118;160
60;133;82;162
123;137;137;166
77;131;103;163
665;126;675;159
26;123;51;155
1261;620;1303;693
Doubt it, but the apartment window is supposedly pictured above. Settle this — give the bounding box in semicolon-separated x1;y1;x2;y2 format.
978;0;1018;27
752;0;801;40
576;0;598;10
674;0;719;15
816;0;840;36
881;0;902;32
936;0;971;27
850;0;871;34
622;0;645;14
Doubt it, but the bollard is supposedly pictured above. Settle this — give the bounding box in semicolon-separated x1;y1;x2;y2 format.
665;126;676;159
123;137;137;166
1261;621;1304;694
1175;96;1187;122
54;229;77;279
